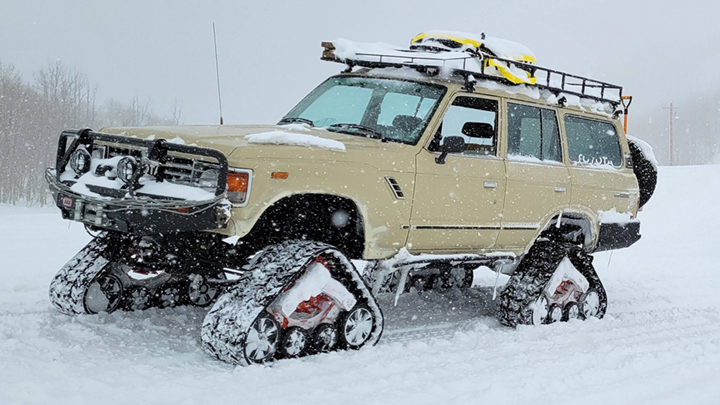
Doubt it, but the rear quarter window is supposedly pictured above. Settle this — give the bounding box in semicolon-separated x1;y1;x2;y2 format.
564;115;623;168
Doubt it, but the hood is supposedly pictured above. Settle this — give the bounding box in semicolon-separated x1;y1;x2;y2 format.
99;124;418;171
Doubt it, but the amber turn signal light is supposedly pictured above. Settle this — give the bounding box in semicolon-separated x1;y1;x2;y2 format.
227;172;249;193
227;171;250;205
271;172;289;179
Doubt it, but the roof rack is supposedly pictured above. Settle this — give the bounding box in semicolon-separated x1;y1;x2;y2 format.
321;42;623;108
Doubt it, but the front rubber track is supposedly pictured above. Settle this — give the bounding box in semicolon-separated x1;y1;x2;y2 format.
200;240;384;366
48;234;113;315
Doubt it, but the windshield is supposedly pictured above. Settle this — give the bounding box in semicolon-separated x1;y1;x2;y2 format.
281;76;446;145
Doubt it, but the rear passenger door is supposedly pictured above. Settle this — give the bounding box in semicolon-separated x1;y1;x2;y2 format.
562;115;638;216
496;102;571;250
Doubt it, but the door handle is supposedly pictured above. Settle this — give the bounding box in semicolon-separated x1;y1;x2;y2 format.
554;186;566;193
484;181;498;189
615;192;630;198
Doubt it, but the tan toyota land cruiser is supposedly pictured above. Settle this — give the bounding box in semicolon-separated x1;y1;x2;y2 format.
45;31;656;365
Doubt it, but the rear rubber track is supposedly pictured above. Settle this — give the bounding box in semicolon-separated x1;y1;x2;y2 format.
498;240;607;327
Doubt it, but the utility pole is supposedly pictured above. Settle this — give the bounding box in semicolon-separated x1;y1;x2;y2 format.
662;102;678;165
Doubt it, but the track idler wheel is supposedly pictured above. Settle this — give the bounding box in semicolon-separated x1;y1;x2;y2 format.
244;314;281;364
49;234;122;316
338;304;375;349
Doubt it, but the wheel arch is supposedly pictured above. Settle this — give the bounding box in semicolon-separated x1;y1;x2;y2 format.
535;208;599;251
239;192;368;259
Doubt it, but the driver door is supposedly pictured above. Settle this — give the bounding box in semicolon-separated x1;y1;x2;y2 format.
407;95;506;253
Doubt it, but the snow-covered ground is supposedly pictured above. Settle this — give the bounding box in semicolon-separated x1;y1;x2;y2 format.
1;165;719;405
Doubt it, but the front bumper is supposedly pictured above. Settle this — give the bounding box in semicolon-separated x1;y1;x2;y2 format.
593;221;641;252
46;128;233;235
47;168;231;235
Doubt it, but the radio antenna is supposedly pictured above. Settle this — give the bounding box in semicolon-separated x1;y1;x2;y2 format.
212;22;224;125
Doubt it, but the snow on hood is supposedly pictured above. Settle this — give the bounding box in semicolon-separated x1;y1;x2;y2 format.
244;131;346;152
100;124;396;156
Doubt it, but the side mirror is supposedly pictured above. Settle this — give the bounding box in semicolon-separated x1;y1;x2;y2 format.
435;136;465;164
461;122;494;140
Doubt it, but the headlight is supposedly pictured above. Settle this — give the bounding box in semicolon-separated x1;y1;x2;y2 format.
117;157;139;184
69;149;91;175
198;169;219;191
227;170;251;205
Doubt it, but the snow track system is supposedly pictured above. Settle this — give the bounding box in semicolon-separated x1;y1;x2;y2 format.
49;235;608;366
49;233;229;315
499;240;607;327
201;240;383;366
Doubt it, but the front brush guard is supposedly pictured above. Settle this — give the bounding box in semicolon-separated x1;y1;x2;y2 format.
47;128;232;235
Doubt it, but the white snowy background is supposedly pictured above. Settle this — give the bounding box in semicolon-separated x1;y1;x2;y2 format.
1;165;719;404
2;0;720;165
2;1;720;403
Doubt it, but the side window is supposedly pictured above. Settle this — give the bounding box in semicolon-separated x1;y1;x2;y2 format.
564;116;622;167
432;96;498;156
507;103;562;162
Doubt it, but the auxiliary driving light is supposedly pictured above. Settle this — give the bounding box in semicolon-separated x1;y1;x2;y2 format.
117;157;139;184
69;149;92;175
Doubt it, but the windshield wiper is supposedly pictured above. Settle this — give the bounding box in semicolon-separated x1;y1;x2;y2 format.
278;117;314;127
327;123;385;142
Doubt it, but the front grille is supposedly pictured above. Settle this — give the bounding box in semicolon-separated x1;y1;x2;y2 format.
162;155;222;186
102;144;222;189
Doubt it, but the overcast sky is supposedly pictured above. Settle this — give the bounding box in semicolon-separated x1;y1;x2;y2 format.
1;0;719;127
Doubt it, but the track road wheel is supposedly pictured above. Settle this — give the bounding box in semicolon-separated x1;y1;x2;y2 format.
157;282;183;308
312;323;339;353
84;273;123;314
563;302;580;321
462;268;475;288
547;304;563;324
429;274;445;291
279;326;309;358
244;314;281;364
339;304;375;350
187;272;224;307
123;286;151;311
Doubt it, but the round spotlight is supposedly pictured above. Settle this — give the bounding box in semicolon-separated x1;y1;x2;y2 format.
117;157;139;184
69;149;91;175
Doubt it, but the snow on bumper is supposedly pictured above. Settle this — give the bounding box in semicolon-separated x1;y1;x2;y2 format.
47;168;231;235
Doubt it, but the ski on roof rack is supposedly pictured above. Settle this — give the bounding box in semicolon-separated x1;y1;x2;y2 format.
321;39;623;108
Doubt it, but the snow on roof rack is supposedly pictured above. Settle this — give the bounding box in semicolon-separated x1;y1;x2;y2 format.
321;40;623;108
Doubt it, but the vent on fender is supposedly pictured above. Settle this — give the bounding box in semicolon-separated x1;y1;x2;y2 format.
385;176;405;199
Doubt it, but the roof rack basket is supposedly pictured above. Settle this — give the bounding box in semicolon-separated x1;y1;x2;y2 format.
321;42;623;108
